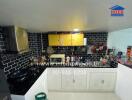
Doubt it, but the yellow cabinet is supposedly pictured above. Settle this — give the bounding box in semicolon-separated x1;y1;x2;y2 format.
71;33;84;46
60;34;72;46
48;33;84;46
48;34;60;46
15;27;29;52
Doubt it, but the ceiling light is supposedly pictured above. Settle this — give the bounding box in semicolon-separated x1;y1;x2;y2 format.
73;28;80;32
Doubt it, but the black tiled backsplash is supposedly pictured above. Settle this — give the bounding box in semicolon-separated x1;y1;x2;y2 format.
0;52;33;76
51;46;87;55
28;32;108;59
0;27;40;76
84;32;107;45
0;29;49;76
28;33;42;56
42;34;48;50
0;26;109;76
72;54;105;61
0;27;6;52
28;33;48;56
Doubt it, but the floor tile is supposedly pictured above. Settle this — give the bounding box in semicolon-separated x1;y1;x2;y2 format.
48;92;121;100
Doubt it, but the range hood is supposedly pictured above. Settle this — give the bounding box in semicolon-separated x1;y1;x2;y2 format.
4;26;29;53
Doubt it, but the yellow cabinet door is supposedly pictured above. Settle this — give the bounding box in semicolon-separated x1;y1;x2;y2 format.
15;27;29;52
71;33;84;46
48;34;60;46
60;34;72;46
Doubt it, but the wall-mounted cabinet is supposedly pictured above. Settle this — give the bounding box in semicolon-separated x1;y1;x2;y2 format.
48;33;84;46
71;34;84;46
48;34;60;46
60;34;72;46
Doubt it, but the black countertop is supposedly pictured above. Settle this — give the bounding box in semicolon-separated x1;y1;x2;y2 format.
7;66;46;95
38;63;117;68
7;64;117;95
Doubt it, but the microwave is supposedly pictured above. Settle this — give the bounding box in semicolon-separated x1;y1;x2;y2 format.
50;54;65;65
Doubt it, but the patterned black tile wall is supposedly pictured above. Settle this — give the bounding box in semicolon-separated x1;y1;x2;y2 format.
0;27;6;52
0;52;33;76
84;32;108;45
0;28;110;76
42;33;48;51
0;27;36;76
28;33;42;56
28;33;48;55
74;54;105;61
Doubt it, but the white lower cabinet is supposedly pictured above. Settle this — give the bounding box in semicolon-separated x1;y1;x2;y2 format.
61;69;87;91
47;68;117;92
73;69;87;90
61;69;74;90
47;68;61;90
89;72;116;91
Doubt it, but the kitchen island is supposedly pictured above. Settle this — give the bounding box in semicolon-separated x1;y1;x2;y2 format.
8;64;117;100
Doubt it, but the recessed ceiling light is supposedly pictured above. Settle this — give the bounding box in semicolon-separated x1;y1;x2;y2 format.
73;28;80;32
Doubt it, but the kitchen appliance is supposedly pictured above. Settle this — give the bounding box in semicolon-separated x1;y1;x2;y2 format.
3;26;29;53
50;54;65;65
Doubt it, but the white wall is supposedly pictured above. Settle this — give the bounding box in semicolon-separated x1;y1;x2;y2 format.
116;64;132;100
107;28;132;52
108;28;132;100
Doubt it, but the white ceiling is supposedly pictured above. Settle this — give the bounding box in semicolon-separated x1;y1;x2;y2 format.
0;0;132;32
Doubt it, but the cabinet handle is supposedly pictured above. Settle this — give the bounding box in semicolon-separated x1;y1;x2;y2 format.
101;80;104;84
73;79;75;83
